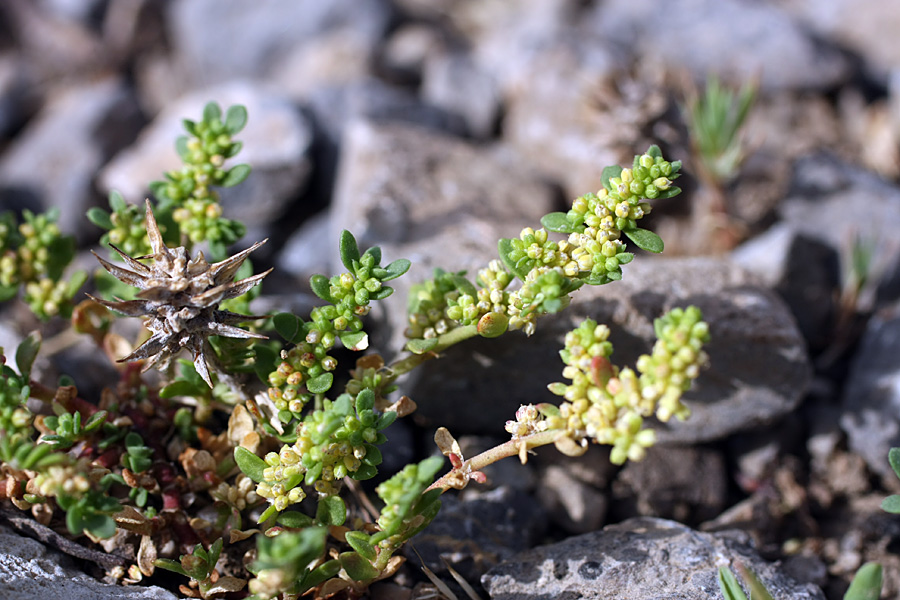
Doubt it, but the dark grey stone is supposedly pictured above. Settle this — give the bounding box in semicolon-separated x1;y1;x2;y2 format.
482;517;826;600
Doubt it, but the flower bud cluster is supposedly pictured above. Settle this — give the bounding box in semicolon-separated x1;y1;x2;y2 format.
374;456;440;546
162;123;238;206
105;201;153;258
173;197;245;246
524;307;708;465
0;359;31;435
267;342;337;416
33;463;90;497
406;269;468;338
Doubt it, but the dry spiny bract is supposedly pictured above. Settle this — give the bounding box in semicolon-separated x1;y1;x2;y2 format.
89;200;272;387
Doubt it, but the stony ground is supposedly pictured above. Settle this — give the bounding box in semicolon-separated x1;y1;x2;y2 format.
2;1;900;599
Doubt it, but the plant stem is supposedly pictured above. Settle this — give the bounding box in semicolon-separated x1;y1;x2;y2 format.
383;324;479;381
427;429;562;492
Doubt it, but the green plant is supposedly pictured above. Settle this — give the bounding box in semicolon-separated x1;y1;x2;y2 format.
0;101;710;598
718;562;883;600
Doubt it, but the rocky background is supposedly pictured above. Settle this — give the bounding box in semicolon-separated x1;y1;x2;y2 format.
2;0;900;599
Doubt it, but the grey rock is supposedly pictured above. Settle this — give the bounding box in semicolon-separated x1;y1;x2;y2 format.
408;485;546;587
0;77;141;242
0;525;178;600
99;81;312;231
276;209;334;281
380;24;445;84
840;302;900;478
536;464;607;534
614;446;727;523
780;154;900;285
733;223;841;353
782;0;900;79
589;0;850;92
422;53;501;139
482;517;826;600
166;0;392;85
404;256;810;444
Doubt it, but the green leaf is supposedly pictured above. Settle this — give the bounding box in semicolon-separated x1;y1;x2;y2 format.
208;538;223;569
182;119;198;137
377;411;397;430
355;389;375;412
646;145;663;159
0;285;17;302
234;447;268;483
382;258;411;281
274;312;305;344
339;230;361;272
83;410;108;432
154;558;189;578
736;564;774;600
345;531;376;563
541;212;578;234
315;496;346;526
159;380;203;399
108;189;127;212
361;444;382;466
340;552;380;582
601;165;623;191
656;186;682;199
277;511;315;529
297;559;342;594
350;464;377;481
449;274;477;298
370;286;393;300
844;562;882;600
881;494;900;513
339;331;368;351
309;274;334;304
624;228;664;253
406;338;438;354
257;504;280;524
364;246;382;265
15;331;41;380
203;102;222;124
306;373;334;394
717;567;749;600
86;207;113;230
83;513;117;539
498;238;528;281
225;105;248;135
176;135;190;161
888;447;900;481
221;164;251;188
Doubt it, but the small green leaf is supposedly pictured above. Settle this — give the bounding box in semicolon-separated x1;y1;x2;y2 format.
15;331;41;380
355;389;375;412
888;447;900;480
176;135;190;161
406;338;438;354
159;380;203;399
345;531;376;563
154;558;189;577
86;207;113;230
182;119;198;137
498;238;528;281
624;228;664;253
364;246;382;265
316;496;346;527
0;285;17;302
309;274;334;303
656;186;682;199
601;165;623;191
881;494;900;513
340;551;380;581
646;145;663;159
108;189;127;212
541;212;578;233
274;312;305;344
339;331;368;351
361;444;382;467
382;258;411;281
350;464;377;481
257;504;280;524
234;447;268;483
221;164;251;188
449;274;477;298
370;286;393;300
83;410;108;432
203;102;222;124
83;513;117;539
717;567;749;600
844;562;882;600
277;511;314;528
377;411;397;430
297;559;341;594
306;373;334;394
225;105;248;135
339;230;361;272
208;538;223;569
736;564;775;600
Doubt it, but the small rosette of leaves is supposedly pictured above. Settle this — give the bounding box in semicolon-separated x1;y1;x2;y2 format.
155;538;246;599
247;527;336;599
0;208;85;319
40;407;108;450
237;388;395;522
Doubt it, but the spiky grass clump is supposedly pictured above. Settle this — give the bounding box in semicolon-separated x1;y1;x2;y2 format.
90;200;271;386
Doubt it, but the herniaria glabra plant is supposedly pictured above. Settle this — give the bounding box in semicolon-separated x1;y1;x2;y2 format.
0;101;709;599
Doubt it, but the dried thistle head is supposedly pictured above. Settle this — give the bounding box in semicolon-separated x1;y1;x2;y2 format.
89;200;271;387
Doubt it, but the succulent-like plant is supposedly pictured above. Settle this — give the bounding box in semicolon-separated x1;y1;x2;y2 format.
89;200;271;387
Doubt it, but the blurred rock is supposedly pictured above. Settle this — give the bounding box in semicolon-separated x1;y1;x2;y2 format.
408;485;546;587
536;464;607;534
166;0;392;86
482;517;826;600
840;301;900;478
422;53;500;139
613;445;727;523
379;24;445;85
276;209;334;281
589;0;850;92
99;81;312;231
0;76;141;242
0;525;178;600
272;28;375;100
733;223;841;354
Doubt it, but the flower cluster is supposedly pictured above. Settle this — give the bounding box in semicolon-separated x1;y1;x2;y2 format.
0;209;84;320
505;306;709;464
